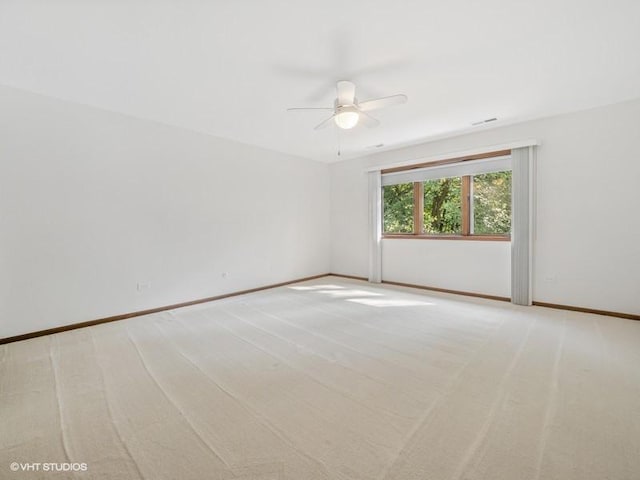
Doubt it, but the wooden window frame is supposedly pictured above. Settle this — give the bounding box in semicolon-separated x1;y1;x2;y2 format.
382;150;511;241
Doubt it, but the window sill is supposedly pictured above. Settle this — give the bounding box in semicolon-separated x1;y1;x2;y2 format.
382;234;511;241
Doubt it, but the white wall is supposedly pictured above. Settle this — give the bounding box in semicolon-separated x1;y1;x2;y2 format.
382;240;511;298
0;87;330;338
330;99;640;314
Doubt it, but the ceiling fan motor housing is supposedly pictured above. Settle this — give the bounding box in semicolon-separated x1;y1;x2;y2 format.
334;98;358;111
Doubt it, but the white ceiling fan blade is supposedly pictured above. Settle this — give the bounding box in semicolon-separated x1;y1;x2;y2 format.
358;111;380;128
314;115;336;130
286;107;333;112
336;80;356;106
358;94;408;112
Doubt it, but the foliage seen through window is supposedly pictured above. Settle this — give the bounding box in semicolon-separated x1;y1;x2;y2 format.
383;170;511;238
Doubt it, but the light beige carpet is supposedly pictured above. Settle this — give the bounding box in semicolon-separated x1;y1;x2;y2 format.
1;277;639;479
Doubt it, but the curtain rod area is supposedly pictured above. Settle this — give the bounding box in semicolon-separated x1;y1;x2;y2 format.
365;139;540;173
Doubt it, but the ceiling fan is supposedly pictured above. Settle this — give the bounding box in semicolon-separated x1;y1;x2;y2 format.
287;80;407;130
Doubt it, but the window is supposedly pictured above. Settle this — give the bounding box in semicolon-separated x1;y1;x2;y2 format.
423;177;462;234
382;161;511;240
472;171;511;235
382;183;414;233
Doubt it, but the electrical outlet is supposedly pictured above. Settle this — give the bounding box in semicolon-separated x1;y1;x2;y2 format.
137;282;151;292
221;272;228;279
543;275;557;284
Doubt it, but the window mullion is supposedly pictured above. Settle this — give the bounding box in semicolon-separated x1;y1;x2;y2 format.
461;176;471;236
413;182;424;235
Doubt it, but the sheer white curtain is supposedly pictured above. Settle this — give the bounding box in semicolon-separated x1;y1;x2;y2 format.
511;146;535;305
368;170;382;283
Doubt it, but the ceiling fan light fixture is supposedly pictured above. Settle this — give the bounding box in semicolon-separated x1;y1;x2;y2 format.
287;81;406;131
334;108;359;129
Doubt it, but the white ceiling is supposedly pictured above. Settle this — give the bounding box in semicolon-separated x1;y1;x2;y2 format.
1;1;639;162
